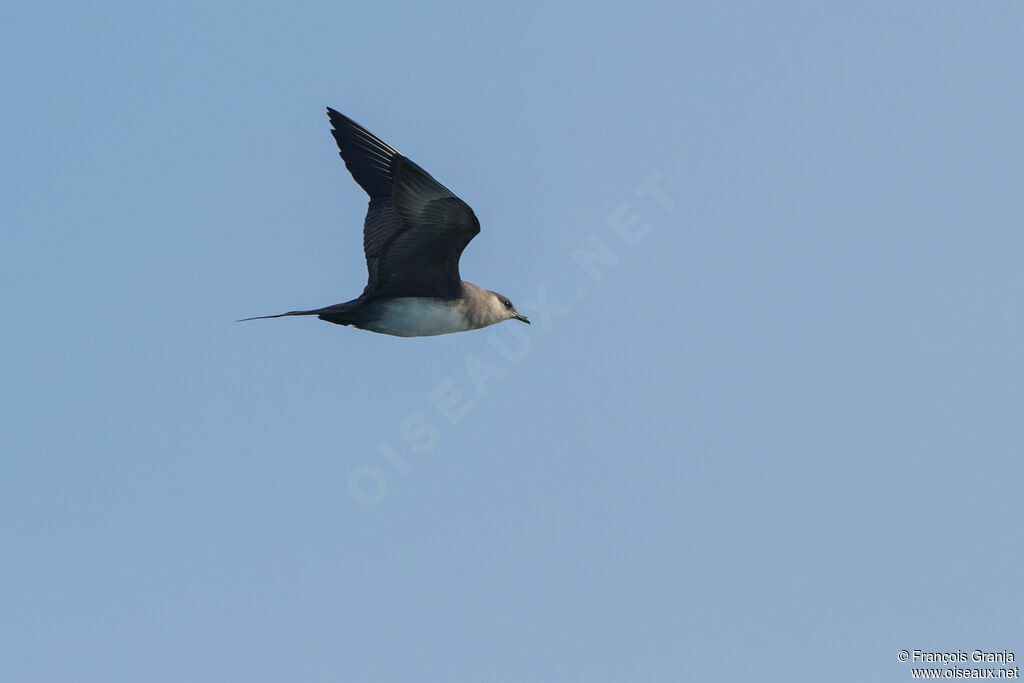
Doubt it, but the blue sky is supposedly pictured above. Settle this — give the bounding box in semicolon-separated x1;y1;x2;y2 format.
2;2;1022;681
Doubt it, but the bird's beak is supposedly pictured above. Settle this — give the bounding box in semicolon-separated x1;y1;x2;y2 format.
515;313;530;324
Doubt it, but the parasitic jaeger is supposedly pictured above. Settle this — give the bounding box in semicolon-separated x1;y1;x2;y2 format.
240;108;530;337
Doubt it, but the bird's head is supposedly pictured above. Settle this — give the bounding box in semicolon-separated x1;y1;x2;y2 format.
488;291;530;325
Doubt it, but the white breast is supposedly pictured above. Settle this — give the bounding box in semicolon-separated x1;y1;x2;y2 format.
368;298;472;337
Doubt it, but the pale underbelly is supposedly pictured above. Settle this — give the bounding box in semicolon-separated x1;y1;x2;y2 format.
365;298;471;337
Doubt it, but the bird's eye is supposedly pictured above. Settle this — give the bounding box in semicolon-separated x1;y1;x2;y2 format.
504;300;512;309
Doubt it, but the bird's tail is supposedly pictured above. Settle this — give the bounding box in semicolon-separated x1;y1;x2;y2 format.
237;301;362;326
236;309;322;322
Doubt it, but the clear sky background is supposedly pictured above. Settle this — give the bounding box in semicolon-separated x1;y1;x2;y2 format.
2;2;1022;681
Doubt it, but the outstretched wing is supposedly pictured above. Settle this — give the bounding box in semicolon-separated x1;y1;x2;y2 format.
327;108;480;300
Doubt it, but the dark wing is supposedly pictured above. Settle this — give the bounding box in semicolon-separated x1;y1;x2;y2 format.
327;108;480;300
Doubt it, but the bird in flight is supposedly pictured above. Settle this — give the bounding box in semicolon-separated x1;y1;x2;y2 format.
240;108;529;337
